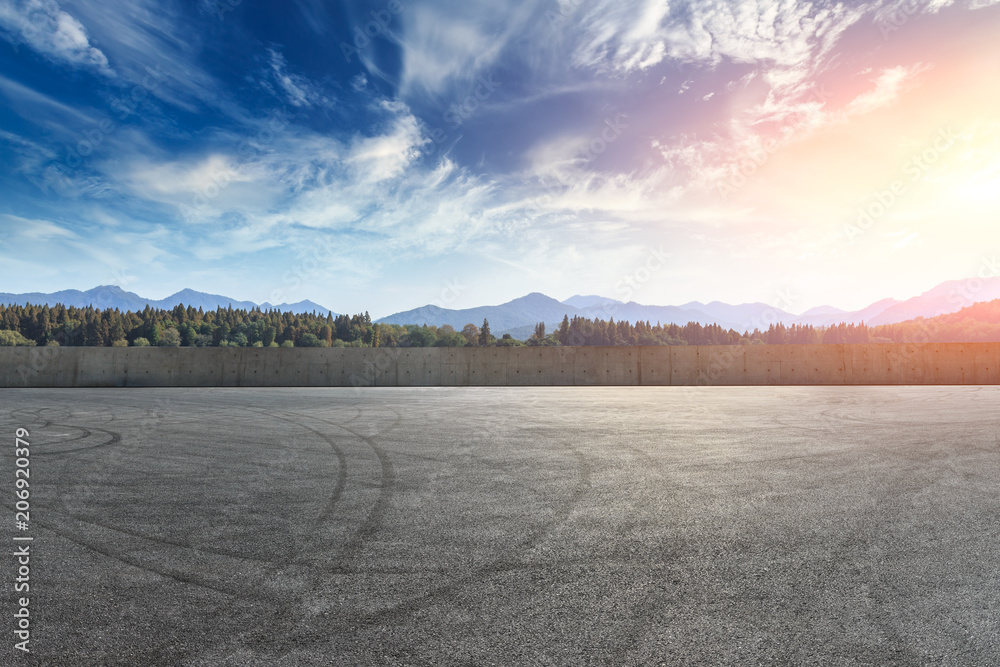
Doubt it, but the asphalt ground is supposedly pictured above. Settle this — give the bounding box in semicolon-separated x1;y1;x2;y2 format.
2;386;999;666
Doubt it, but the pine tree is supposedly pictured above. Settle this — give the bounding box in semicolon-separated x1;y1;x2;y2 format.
479;319;492;347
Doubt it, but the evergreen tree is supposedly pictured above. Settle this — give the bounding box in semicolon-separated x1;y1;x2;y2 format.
478;319;492;347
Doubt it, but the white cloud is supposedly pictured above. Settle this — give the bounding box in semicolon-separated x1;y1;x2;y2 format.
346;101;426;183
266;48;330;108
0;0;113;74
391;0;545;101
562;0;867;77
570;0;672;73
1;214;78;239
52;0;244;119
845;64;927;115
98;96;505;267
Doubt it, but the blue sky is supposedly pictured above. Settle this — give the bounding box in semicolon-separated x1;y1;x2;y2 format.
1;0;999;317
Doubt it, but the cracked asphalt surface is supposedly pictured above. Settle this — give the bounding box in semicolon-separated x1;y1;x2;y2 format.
2;386;1000;665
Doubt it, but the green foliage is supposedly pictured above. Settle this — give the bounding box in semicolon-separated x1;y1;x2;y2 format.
461;323;479;345
478;319;493;347
527;322;560;346
5;298;1000;349
0;330;36;346
497;333;522;347
158;328;182;347
434;325;468;347
297;333;324;347
406;326;437;347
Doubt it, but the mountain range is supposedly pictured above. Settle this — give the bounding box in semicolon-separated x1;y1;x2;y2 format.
4;277;1000;338
378;277;1000;337
0;285;333;315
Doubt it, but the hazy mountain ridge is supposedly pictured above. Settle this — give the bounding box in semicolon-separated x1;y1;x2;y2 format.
5;279;1000;339
380;279;1000;337
0;285;334;315
866;278;1000;325
377;293;582;333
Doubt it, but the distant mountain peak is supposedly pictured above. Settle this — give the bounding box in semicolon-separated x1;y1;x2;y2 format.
7;278;1000;339
800;305;847;317
562;294;624;309
0;287;335;316
509;292;562;305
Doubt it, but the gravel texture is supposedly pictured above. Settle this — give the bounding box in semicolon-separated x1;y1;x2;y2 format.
2;386;1000;665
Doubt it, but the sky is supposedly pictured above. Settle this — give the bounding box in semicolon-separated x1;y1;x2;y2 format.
0;0;999;317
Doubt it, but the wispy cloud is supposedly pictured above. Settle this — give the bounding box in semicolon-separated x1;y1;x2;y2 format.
845;64;927;114
265;48;332;108
394;1;542;100
0;0;113;74
2;0;998;314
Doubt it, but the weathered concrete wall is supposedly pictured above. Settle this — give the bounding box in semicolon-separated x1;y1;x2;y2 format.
2;343;999;387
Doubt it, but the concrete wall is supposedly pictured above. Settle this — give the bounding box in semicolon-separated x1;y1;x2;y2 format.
2;343;999;388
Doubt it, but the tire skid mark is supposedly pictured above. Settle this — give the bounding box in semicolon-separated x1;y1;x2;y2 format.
4;498;284;568
117;444;332;473
188;403;399;662
22;512;262;602
27;426;95;455
244;407;349;565
29;468;288;566
32;424;121;457
354;434;592;627
48;407;305;602
30;427;93;447
331;440;394;569
278;405;400;569
817;407;961;429
27;403;321;604
4;416;94;450
50;401;369;623
263;434;594;654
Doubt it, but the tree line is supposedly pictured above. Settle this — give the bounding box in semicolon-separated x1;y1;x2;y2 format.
2;300;1000;347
